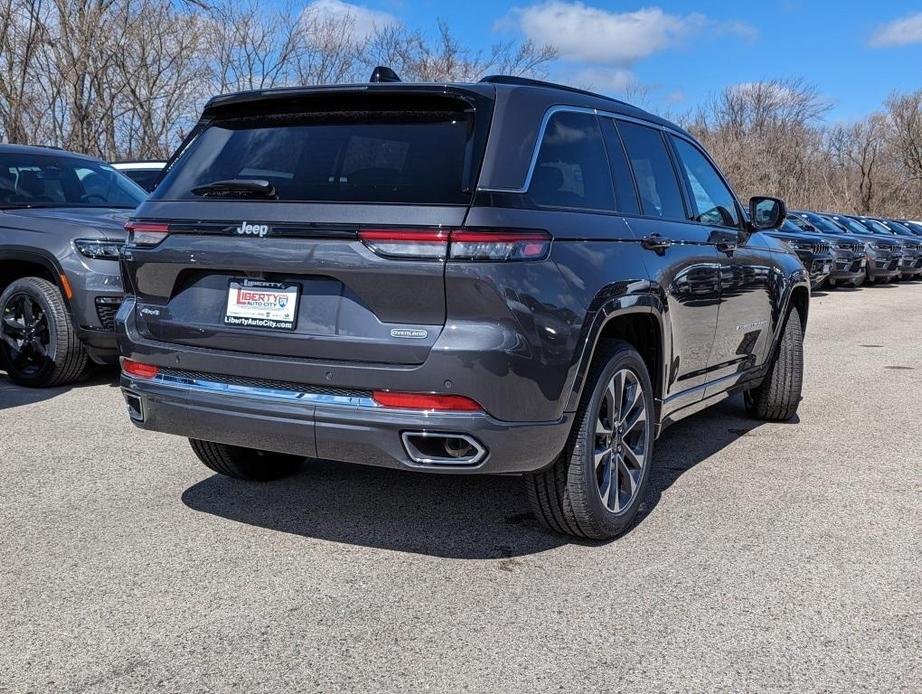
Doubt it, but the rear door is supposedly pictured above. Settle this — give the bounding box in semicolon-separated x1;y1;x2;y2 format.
612;119;721;404
121;90;490;366
667;134;779;390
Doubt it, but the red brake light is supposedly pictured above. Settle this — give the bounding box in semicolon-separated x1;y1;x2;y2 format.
125;221;169;247
372;391;483;412
121;358;160;380
358;229;449;259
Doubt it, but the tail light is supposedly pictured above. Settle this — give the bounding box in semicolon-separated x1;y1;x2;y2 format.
121;358;160;379
372;391;483;412
359;228;551;261
449;231;550;261
125;221;169;247
358;229;449;259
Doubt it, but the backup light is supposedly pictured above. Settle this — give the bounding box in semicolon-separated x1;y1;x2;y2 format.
358;228;551;262
125;221;169;247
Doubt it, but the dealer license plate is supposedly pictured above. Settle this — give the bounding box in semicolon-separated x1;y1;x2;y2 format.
224;279;299;331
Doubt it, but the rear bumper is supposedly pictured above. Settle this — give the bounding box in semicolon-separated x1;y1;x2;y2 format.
120;372;570;475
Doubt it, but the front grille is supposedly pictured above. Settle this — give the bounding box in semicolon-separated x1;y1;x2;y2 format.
156;367;369;398
835;242;863;253
813;242;832;254
95;297;122;331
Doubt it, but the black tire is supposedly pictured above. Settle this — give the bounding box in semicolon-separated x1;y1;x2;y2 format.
0;277;87;387
525;340;655;540
851;275;865;288
189;439;304;481
744;306;803;421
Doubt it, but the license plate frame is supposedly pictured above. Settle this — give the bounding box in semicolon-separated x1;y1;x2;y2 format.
224;279;300;331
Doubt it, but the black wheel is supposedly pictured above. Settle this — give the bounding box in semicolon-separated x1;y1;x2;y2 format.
745;306;803;421
851;275;865;288
0;277;87;387
189;439;304;481
525;340;655;540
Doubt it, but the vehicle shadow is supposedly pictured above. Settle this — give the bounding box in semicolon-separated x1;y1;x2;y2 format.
181;395;779;559
0;365;119;411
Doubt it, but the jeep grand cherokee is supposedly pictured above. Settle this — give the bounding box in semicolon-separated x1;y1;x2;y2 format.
117;73;808;539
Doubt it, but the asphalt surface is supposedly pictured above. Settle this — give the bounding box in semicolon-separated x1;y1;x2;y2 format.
2;282;921;693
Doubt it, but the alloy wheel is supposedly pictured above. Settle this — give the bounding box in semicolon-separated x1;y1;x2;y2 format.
593;368;649;514
1;293;52;376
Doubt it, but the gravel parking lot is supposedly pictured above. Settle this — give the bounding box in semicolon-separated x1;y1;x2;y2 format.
2;283;921;693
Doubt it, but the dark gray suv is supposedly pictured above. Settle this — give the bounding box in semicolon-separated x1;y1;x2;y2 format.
117;75;809;539
0;145;146;386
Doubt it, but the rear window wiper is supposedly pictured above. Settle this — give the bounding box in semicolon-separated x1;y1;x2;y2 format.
190;179;278;199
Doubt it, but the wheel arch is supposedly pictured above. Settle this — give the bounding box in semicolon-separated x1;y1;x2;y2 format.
788;283;809;331
0;248;73;313
564;292;666;422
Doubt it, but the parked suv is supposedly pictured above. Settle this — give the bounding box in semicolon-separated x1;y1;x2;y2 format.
117;74;808;539
766;217;834;288
0;144;147;386
825;214;904;284
784;211;864;288
111;161;166;193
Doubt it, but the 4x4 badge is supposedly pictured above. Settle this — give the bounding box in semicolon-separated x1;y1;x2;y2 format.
390;328;428;339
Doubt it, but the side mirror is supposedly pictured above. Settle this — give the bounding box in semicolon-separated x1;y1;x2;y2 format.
749;196;787;231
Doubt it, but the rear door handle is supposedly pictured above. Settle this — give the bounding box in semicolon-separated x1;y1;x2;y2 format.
641;234;673;254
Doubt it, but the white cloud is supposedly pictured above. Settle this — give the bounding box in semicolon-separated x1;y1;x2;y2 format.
869;12;922;48
306;0;398;40
570;67;636;93
499;2;756;66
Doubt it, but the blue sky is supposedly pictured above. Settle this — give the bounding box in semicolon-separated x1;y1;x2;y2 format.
316;0;922;122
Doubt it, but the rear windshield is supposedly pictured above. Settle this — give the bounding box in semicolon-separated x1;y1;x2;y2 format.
155;108;481;205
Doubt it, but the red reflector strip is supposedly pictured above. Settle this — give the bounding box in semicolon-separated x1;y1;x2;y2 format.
372;391;483;412
121;358;160;380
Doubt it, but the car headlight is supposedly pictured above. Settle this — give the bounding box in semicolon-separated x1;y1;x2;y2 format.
74;239;124;259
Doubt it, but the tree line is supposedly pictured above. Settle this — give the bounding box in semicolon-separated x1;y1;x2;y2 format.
2;1;921;218
0;0;554;160
684;78;922;219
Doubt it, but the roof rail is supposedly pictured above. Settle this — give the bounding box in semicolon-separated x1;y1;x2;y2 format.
479;75;630;107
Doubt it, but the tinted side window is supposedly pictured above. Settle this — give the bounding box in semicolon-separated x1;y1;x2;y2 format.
671;137;740;227
527;112;615;211
617;121;686;220
600;118;640;215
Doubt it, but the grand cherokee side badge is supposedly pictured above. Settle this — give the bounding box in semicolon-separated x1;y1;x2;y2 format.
390;328;428;339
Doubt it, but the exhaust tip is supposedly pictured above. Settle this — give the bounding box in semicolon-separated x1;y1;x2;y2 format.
401;432;486;466
122;390;144;422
